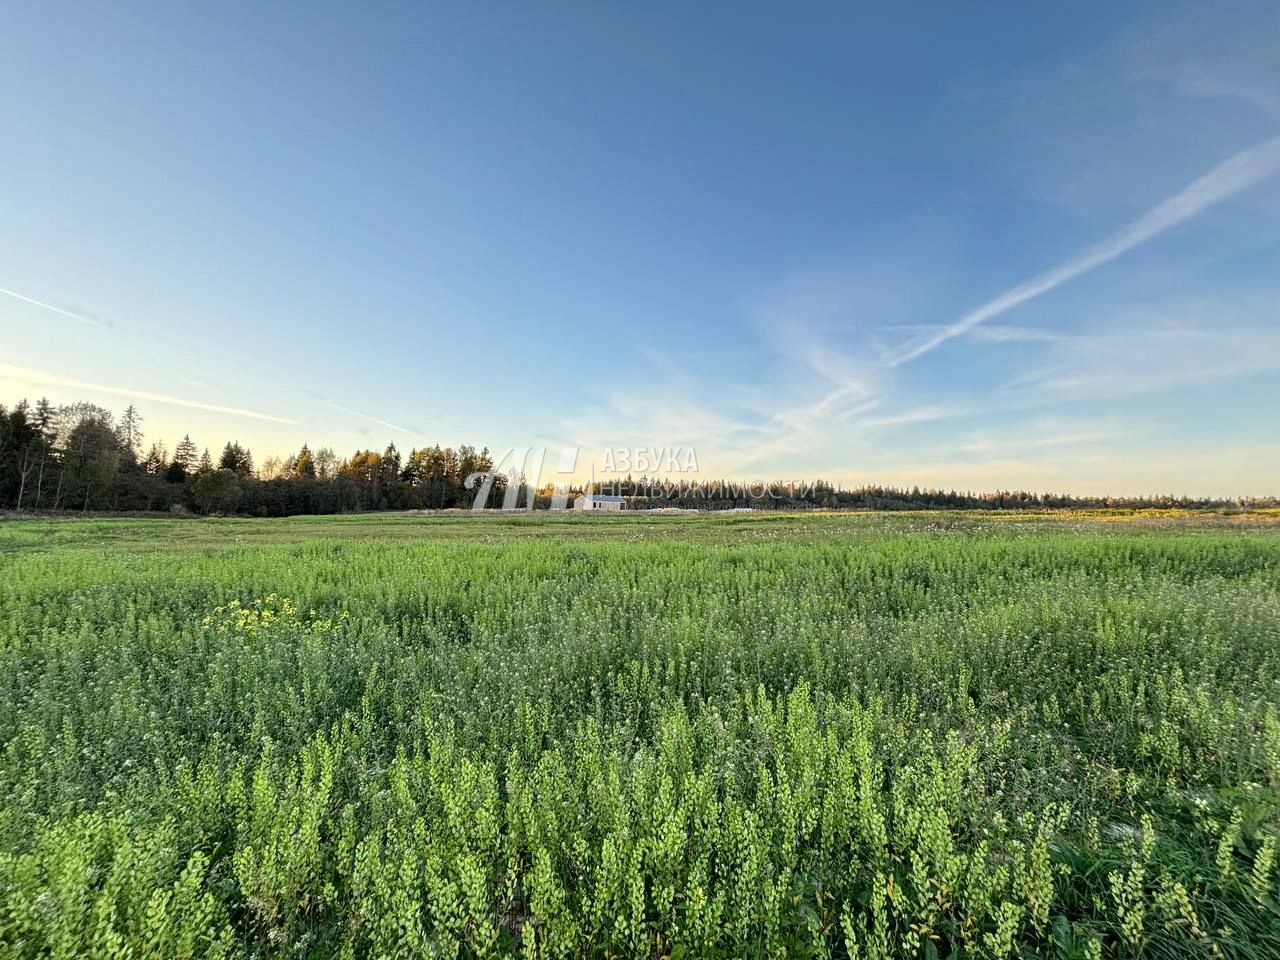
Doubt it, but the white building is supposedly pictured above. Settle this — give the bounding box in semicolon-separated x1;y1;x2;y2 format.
575;494;626;511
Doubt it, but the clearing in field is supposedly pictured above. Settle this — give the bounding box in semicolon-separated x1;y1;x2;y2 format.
0;511;1278;958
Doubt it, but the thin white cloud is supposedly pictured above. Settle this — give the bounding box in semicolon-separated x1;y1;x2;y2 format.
0;363;297;425
954;421;1143;456
319;400;421;440
883;133;1280;366
758;382;877;433
880;323;1064;344
858;405;954;429
0;287;102;327
1182;71;1280;120
1006;318;1280;401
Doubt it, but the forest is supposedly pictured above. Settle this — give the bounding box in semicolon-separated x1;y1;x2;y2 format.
1;396;1275;516
0;397;505;515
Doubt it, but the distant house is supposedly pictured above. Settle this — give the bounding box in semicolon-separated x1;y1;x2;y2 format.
575;494;626;512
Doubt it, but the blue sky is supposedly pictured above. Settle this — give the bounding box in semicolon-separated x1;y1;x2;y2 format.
3;1;1278;495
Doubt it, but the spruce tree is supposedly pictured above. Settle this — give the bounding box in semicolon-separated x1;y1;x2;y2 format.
173;435;198;474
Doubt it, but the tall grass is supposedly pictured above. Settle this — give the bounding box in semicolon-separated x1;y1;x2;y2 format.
0;516;1276;957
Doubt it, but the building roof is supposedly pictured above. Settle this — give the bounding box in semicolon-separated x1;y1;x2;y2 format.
582;494;625;502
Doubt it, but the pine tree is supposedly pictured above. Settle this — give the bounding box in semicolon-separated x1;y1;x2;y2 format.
219;442;254;477
143;442;169;475
7;404;39;509
173;435;198;473
117;405;143;460
381;443;401;484
31;397;57;508
32;397;54;434
292;444;316;479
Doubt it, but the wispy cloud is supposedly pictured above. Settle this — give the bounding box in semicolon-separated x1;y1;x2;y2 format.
0;363;297;424
318;400;422;440
879;323;1064;344
1006;316;1280;401
882;133;1280;366
0;287;102;327
1182;71;1280;120
953;420;1144;456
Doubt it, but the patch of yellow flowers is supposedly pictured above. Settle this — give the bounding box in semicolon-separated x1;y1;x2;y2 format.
200;593;348;636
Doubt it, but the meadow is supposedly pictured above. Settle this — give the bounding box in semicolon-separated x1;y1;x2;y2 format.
0;510;1277;958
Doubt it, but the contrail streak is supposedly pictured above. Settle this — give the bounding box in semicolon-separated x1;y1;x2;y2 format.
884;133;1280;366
0;363;297;425
0;287;102;327
321;400;420;438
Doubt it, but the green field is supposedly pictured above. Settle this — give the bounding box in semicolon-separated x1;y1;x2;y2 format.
1;512;1278;958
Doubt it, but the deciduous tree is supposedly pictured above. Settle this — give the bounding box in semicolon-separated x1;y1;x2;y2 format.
192;467;242;514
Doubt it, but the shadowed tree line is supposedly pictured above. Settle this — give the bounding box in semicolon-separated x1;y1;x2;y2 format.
570;477;1280;511
0;398;504;515
2;397;1276;515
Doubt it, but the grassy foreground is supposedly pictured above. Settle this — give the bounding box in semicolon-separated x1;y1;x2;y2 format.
0;511;1278;958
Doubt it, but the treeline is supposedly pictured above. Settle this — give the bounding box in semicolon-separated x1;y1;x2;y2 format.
578;477;1279;511
0;398;505;516
2;397;1275;516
